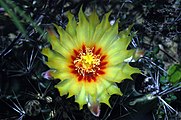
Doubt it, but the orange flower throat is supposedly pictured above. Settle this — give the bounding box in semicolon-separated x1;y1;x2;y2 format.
69;45;107;82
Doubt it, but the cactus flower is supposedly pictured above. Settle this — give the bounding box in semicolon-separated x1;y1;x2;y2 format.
42;7;140;110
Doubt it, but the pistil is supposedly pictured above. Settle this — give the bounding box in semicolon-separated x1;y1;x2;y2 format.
74;46;101;77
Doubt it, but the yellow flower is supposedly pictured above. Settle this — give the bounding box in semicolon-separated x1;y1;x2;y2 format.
42;8;140;109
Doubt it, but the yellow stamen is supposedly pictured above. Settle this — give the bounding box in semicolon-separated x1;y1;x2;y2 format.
74;47;101;76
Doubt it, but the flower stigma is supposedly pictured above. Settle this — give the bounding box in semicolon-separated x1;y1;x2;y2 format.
74;46;100;76
70;45;107;82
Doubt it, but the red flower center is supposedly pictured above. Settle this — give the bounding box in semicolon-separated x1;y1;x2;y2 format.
69;45;107;82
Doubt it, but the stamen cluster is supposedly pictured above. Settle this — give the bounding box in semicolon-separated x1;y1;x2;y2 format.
74;46;101;77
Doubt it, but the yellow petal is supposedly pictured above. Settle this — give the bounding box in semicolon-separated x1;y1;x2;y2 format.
104;38;122;55
103;66;132;83
121;63;141;78
54;24;79;50
66;11;77;37
47;28;73;58
68;80;83;97
76;6;90;46
118;25;134;50
88;9;100;44
42;47;65;62
96;78;112;98
42;48;69;71
98;91;111;107
75;85;87;109
96;78;106;96
92;11;111;44
97;20;119;50
55;79;73;96
107;49;135;66
42;47;53;58
47;29;60;47
84;82;97;96
101;78;113;88
50;70;73;80
107;84;123;96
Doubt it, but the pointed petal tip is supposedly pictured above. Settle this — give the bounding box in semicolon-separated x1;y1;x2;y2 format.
41;47;49;56
75;101;85;110
75;86;87;110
